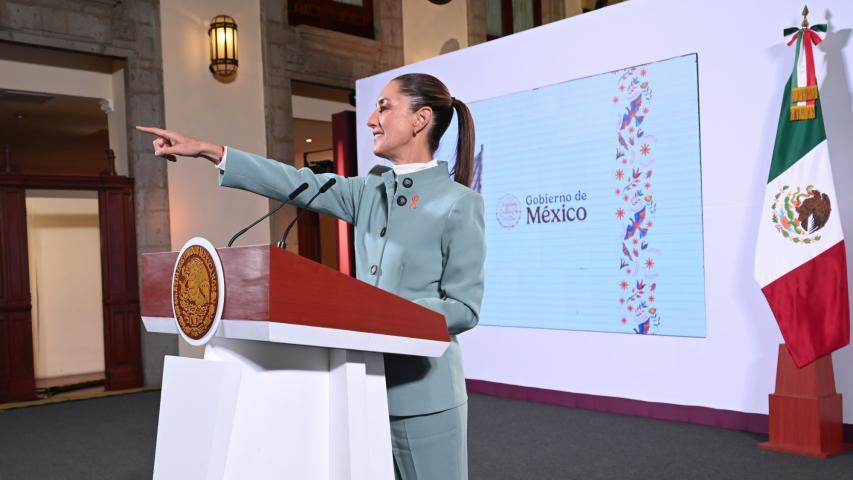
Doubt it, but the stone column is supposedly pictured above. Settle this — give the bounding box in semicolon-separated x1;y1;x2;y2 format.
541;0;567;24
466;0;486;47
260;0;298;251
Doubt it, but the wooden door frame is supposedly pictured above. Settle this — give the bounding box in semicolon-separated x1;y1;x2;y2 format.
0;173;143;402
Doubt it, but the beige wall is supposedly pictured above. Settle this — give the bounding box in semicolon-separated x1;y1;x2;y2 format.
292;96;354;123
0;57;129;176
26;191;105;379
160;0;269;357
0;57;112;99
161;0;269;253
109;66;129;177
403;0;469;64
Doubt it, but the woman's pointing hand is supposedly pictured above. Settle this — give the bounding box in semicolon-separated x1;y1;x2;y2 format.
136;126;224;165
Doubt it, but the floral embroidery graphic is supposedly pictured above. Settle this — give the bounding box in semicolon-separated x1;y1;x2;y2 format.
614;66;661;335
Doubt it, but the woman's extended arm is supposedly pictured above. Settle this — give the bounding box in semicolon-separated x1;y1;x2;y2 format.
219;147;363;224
137;126;364;224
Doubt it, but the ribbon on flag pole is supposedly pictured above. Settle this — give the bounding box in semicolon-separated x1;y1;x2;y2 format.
783;7;827;120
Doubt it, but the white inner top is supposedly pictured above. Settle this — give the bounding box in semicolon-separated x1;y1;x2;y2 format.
391;159;438;175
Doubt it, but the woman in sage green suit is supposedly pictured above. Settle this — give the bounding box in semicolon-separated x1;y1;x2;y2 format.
138;73;485;480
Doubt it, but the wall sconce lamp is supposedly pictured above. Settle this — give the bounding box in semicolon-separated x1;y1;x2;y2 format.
209;15;238;77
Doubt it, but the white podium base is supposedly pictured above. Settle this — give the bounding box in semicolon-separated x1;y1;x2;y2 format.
152;337;394;480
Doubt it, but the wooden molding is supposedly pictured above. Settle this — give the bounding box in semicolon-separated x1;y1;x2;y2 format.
0;173;133;190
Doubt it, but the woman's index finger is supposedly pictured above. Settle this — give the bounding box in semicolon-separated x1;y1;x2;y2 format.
136;126;172;139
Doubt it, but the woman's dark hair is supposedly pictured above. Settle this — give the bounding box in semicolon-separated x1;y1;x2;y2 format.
392;73;475;187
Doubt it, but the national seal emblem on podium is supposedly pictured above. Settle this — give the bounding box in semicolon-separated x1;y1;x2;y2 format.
171;237;225;345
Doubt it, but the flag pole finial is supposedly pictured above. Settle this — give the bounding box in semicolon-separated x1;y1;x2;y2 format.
802;5;810;28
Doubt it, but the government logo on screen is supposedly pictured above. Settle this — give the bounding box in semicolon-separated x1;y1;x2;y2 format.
496;194;521;228
496;191;589;229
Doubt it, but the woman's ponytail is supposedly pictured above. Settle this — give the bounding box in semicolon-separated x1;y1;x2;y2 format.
451;98;475;187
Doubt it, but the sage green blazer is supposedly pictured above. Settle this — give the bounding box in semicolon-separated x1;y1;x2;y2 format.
218;148;486;416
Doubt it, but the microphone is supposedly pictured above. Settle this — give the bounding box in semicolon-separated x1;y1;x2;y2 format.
277;178;336;250
226;182;309;247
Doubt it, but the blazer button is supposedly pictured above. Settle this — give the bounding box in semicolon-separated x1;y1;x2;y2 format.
380;227;387;237
370;264;378;275
397;195;407;206
402;177;413;188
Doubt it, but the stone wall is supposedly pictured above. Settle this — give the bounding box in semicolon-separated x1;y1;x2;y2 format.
0;0;175;386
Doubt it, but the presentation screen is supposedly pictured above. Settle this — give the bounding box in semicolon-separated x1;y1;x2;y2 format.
437;54;706;337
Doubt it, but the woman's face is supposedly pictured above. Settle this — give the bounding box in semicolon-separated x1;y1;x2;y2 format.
367;81;418;160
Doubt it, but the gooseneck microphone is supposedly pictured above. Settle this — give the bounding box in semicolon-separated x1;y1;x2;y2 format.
226;182;309;247
277;178;337;250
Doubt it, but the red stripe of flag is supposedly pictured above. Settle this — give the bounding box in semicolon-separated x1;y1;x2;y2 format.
761;241;850;367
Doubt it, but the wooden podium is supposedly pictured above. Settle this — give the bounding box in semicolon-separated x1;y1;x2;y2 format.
140;244;450;480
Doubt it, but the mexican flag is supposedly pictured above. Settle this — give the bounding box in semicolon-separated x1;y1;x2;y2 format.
754;22;850;368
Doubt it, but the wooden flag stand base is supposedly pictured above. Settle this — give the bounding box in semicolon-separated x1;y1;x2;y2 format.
758;344;851;458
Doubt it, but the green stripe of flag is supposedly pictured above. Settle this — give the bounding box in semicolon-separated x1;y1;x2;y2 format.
767;75;827;182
